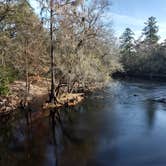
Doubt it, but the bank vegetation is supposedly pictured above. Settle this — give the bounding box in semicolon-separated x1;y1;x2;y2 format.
0;0;121;113
119;16;166;79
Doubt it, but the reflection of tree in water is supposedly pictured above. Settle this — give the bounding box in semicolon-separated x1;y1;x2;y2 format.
0;122;15;166
49;107;87;166
145;100;157;128
52;103;117;166
0;98;117;166
0;111;49;166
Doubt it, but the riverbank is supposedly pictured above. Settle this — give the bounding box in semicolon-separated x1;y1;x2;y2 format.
0;78;98;117
0;77;103;117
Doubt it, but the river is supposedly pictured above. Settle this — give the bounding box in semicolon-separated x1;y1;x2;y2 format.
1;79;166;166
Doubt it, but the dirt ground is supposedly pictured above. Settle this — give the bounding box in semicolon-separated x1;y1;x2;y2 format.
0;79;85;115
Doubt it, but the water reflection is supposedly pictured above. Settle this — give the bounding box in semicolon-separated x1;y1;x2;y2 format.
1;80;166;165
145;100;157;129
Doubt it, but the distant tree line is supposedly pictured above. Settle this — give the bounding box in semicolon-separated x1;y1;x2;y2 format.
120;16;166;77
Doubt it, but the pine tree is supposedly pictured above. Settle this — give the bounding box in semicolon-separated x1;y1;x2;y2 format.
142;16;159;44
120;28;135;55
119;28;135;71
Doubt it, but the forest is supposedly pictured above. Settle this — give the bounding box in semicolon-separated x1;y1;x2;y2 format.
1;0;166;111
2;1;166;166
0;0;121;110
119;16;166;78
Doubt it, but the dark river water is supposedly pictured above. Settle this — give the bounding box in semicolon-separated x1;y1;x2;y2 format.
1;79;166;166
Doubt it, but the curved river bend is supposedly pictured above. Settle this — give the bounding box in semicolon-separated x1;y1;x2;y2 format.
1;80;166;166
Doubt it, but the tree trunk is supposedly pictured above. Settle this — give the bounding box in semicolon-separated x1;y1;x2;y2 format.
25;40;30;98
49;0;56;103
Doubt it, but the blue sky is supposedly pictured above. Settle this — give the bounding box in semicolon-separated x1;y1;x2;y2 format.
110;0;166;41
30;0;166;41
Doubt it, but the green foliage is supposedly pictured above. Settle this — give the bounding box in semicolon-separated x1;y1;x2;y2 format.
120;28;135;71
0;67;10;95
119;16;166;76
0;66;17;95
0;0;120;96
120;28;135;51
143;16;159;44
